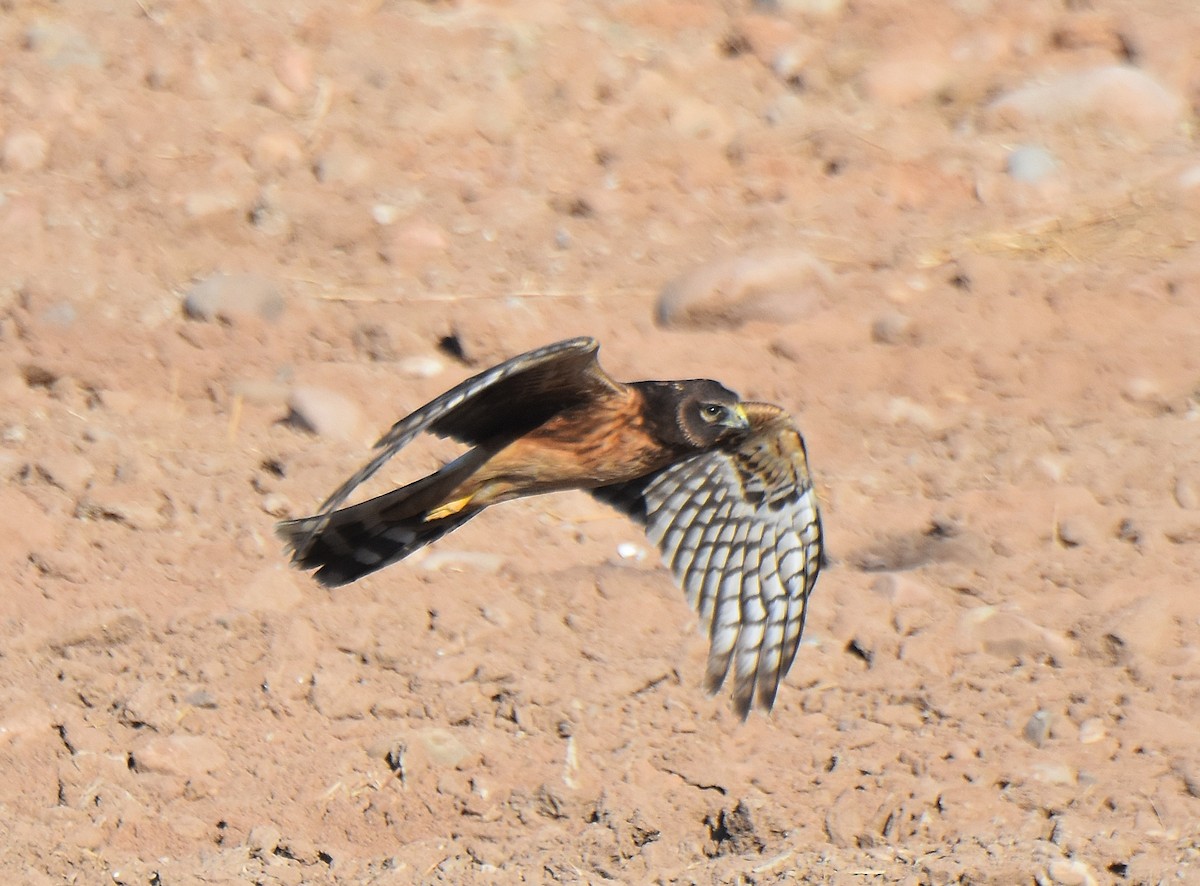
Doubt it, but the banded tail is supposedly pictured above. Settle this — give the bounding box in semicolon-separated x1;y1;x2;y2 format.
277;452;487;587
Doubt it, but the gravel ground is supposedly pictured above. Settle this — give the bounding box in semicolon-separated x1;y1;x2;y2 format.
1;1;1199;883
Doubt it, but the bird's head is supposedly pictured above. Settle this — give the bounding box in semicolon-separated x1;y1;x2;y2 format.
634;379;749;449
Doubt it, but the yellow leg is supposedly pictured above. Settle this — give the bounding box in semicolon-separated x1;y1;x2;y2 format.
424;494;473;522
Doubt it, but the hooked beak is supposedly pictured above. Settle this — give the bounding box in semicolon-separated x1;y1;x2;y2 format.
722;403;751;431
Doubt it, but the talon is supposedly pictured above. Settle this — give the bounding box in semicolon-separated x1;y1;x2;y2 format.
424;494;473;521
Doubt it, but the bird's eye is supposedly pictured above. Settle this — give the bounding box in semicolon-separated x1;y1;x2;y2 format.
701;404;724;421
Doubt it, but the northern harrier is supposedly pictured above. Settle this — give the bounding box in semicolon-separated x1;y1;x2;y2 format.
278;337;823;717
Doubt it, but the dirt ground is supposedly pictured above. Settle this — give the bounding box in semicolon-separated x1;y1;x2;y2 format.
2;0;1200;883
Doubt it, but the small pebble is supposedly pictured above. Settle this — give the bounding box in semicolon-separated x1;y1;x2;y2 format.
1174;475;1198;510
274;46;314;96
1078;718;1106;744
185;689;218;709
313;140;373;186
1046;857;1097;886
3;131;49;172
757;0;846;14
40;301;77;327
397;355;444;379
1121;376;1167;409
261;493;290;517
871;310;916;345
372;203;400;225
246;825;282;859
1006;145;1058;183
616;542;645;561
1055;517;1095;548
286;386;362;440
1024;709;1053;747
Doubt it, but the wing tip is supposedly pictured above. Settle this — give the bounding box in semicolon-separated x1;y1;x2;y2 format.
275;519;309;562
274;516;359;588
275;516;308;553
557;335;601;359
539;335;598;356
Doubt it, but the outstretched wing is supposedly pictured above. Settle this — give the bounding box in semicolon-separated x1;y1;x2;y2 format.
290;336;621;558
593;402;823;719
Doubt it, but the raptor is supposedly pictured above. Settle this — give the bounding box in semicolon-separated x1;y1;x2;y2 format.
278;337;823;717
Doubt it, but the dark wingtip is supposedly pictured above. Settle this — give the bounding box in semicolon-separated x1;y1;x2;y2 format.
732;675;757;722
274;517;301;546
756;680;782;717
703;657;731;699
274;515;325;571
274;518;352;587
309;564;353;589
733;694;753;722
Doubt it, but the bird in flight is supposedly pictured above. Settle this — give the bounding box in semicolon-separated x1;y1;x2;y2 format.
277;337;823;718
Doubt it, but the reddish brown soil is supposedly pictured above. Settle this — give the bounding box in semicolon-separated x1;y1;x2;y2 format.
2;1;1199;883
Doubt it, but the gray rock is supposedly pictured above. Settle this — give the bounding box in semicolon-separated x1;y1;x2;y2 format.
987;66;1184;139
313;139;373;186
24;19;103;68
1006;146;1058;183
656;250;830;329
957;606;1074;661
757;0;846;17
1055;516;1096;548
1024;709;1053;747
183;273;284;323
130;734;228;777
286;386;362;440
246;825;282;859
418;728;471;767
871;309;917;345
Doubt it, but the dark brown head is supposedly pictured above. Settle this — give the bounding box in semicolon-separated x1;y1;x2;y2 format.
632;379;750;450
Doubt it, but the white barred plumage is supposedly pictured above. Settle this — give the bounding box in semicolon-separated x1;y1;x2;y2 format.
595;402;823;718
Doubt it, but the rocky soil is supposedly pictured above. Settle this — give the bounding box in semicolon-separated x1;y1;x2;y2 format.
1;0;1199;883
